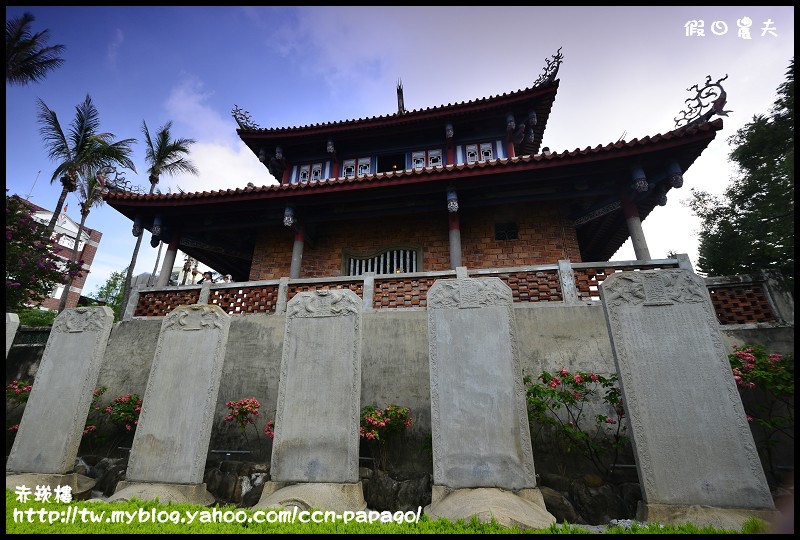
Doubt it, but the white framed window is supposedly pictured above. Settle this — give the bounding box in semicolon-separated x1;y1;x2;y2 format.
311;164;322;181
58;235;75;250
346;247;419;276
412;149;443;169
480;143;493;161
299;165;310;183
357;157;371;177
466;144;478;164
343;159;356;178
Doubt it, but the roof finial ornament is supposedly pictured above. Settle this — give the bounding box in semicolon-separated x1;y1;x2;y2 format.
396;78;406;115
232;105;260;130
674;74;732;128
533;47;564;87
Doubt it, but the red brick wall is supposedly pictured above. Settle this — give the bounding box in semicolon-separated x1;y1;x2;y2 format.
249;203;581;279
40;227;103;310
460;203;581;267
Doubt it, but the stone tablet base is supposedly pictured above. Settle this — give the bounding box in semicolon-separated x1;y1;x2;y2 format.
424;485;556;530
255;481;367;512
637;501;781;531
6;472;96;500
106;481;215;506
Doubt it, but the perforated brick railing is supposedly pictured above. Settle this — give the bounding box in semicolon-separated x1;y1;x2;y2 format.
134;289;202;317
707;283;777;325
287;282;363;302
128;261;783;325
494;270;562;302
209;284;280;315
373;276;437;308
573;263;679;302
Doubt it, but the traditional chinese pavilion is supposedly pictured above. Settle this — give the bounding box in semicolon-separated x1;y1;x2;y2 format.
105;50;724;288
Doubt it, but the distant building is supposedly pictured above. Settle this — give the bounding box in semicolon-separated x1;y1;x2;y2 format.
24;200;103;311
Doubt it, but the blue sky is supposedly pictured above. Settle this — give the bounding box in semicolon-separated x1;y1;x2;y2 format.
5;6;794;296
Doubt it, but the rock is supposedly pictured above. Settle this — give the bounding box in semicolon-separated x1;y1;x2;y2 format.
362;469;431;512
539;485;582;524
569;480;629;525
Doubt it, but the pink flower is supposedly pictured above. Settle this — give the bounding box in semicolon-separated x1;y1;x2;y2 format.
589;372;599;382
559;369;569;377
573;373;583;384
747;415;753;423
606;417;616;424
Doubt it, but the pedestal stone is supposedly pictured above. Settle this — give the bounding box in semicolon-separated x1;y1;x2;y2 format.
424;277;555;529
6;312;19;358
6;307;114;496
256;289;366;512
600;269;778;529
108;304;230;505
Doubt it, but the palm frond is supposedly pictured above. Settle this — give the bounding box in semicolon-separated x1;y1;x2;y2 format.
5;12;65;86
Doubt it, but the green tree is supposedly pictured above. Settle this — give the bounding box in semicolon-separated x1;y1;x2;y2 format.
688;58;794;291
121;120;198;313
37;95;136;237
6;11;65;86
5;192;82;312
89;269;126;321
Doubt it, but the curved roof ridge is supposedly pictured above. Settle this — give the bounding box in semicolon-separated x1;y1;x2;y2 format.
239;79;560;134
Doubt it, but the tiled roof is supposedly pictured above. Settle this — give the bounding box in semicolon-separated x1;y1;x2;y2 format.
105;118;722;205
236;81;559;135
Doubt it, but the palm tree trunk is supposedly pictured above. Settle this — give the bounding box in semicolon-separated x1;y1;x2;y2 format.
120;234;144;317
120;178;158;315
57;207;90;312
148;241;164;286
45;186;69;236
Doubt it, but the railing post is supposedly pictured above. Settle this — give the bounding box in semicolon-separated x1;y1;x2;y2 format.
123;288;141;320
276;277;290;314
558;260;581;304
675;253;695;272
761;270;794;325
362;272;375;312
456;266;469;279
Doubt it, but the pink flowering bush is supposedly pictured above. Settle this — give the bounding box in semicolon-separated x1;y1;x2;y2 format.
82;387;108;438
6;192;83;312
104;392;143;433
525;369;628;480
359;404;412;471
224;397;261;433
6;379;33;435
728;343;794;482
6;379;33;407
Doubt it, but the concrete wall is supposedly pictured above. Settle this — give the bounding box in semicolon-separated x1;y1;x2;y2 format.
7;303;794;477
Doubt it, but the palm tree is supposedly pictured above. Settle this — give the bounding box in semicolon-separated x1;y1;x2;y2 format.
58;166;132;312
37;95;135;237
120;120;198;312
36;95;137;312
6;11;65;86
